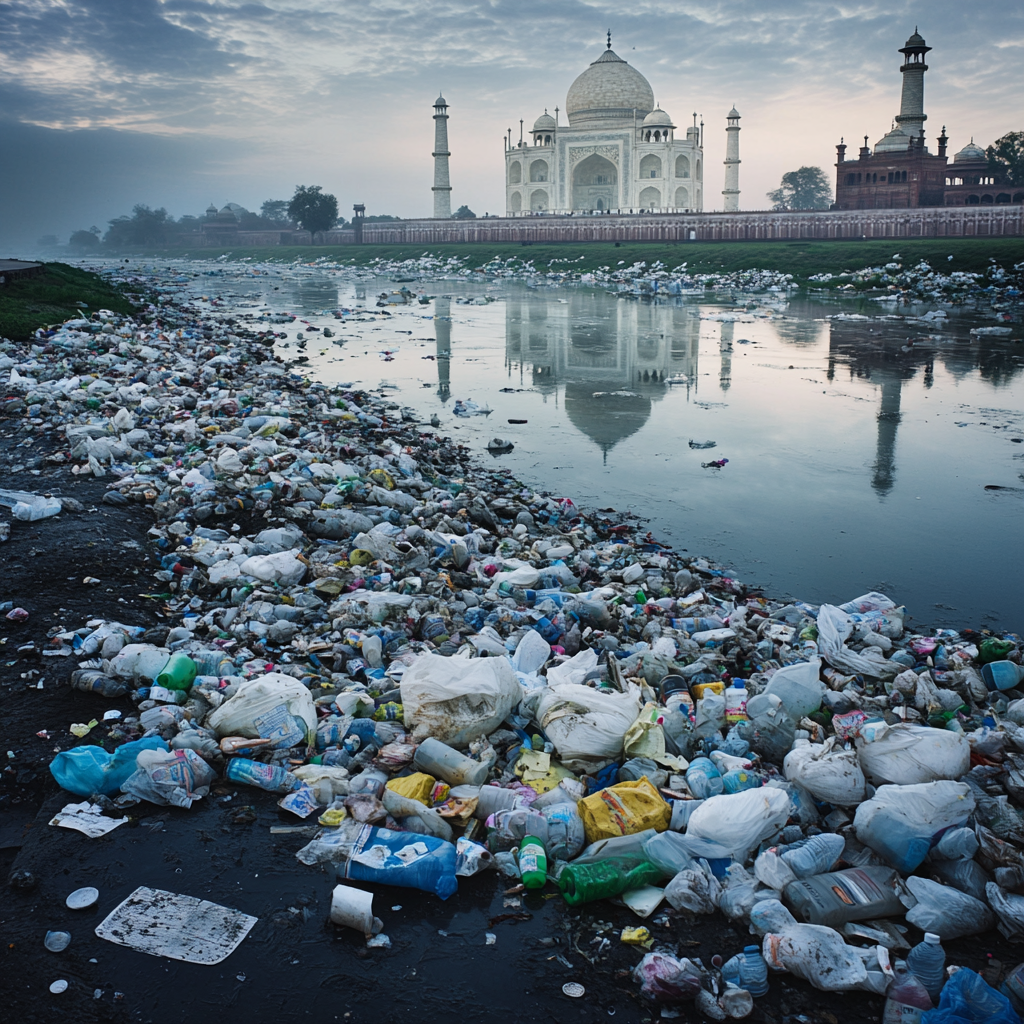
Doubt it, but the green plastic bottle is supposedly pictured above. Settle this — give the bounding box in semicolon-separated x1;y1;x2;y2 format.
519;835;548;889
558;856;664;907
156;652;198;691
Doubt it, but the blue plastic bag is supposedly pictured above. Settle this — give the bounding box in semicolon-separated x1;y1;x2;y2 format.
341;824;458;899
50;737;168;797
922;969;1021;1024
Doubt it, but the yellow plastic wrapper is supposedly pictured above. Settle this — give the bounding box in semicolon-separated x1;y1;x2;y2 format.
385;772;436;806
70;719;99;738
348;549;375;567
620;926;653;948
318;806;347;826
367;468;395;490
578;776;671;844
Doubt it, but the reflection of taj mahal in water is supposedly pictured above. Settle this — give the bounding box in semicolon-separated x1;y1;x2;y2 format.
503;290;702;459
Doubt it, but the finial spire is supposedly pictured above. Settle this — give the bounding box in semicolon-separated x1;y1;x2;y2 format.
607;29;612;49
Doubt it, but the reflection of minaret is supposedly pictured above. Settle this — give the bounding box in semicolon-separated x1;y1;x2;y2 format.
872;373;903;495
434;296;451;398
719;321;733;391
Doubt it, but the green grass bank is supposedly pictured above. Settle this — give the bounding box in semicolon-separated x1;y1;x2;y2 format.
120;236;1024;280
0;263;134;340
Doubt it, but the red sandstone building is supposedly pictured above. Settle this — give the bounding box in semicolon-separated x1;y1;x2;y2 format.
834;31;1023;211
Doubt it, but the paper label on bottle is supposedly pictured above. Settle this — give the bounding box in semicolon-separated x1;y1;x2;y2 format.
255;703;305;748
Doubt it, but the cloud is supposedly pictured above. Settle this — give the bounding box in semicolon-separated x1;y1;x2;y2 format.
0;0;1020;241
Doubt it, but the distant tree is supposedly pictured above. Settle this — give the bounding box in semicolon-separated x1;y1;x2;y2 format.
767;166;833;210
453;205;476;219
987;131;1024;187
287;185;338;242
260;199;291;224
69;229;100;249
364;214;400;223
104;205;175;247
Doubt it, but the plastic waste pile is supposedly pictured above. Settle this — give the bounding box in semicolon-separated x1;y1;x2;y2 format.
4;290;1024;1021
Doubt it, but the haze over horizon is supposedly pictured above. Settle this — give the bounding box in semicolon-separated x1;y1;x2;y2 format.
1;0;1020;250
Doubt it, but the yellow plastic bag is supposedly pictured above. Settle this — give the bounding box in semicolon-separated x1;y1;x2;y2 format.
579;776;671;844
385;772;436;805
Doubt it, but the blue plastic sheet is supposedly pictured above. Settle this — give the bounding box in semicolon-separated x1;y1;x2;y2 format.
341;824;457;899
50;737;168;797
922;969;1021;1024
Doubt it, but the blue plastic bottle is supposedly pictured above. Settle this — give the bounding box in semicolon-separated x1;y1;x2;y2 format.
739;945;769;997
685;756;723;799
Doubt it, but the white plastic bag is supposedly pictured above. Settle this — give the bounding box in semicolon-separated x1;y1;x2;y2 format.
717;864;765;921
120;748;216;810
545;648;599;687
904;876;996;939
763;923;868;990
511;630;551;675
108;643;169;681
784;738;866;805
856;724;970;785
664;861;721;914
238;549;306;585
685;787;791;862
986;881;1024;940
400;653;521;747
536;681;640;771
206;672;316;742
853;780;975;872
816;604;897;679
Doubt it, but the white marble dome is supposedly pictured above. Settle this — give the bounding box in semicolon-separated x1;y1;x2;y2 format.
874;126;911;153
642;107;674;128
533;111;557;131
566;48;654;127
954;140;986;163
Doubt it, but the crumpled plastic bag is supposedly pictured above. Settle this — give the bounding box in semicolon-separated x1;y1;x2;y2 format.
763;922;869;990
400;652;520;747
537;681;640;771
120;748;216;809
857;724;971;786
664;861;721;914
238;549;307;585
904;875;996;939
685;787;791;862
624;702;687;770
632;951;704;1003
206;672;316;743
921;968;1021;1024
784;737;866;805
49;736;168;797
817;604;898;679
578;776;671;844
986;881;1024;941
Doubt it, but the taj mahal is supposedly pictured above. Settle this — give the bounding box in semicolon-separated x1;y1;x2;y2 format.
500;35;717;216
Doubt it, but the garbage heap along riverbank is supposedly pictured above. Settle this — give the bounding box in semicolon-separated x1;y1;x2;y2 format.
3;283;1024;1023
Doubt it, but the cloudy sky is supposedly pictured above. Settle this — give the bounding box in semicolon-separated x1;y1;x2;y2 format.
1;0;1020;247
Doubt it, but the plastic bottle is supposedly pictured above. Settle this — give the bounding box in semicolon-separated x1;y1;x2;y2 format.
558;856;664;907
686;756;724;799
882;962;933;1023
738;945;769;997
473;784;523;819
348;767;388;798
70;669;129;698
783;866;905;925
725;681;749;723
777;833;846;879
905;933;946;1004
0;488;62;520
721;956;741;989
413;736;490;786
156;652;197;691
225;758;299;793
519;835;548;889
721;768;761;794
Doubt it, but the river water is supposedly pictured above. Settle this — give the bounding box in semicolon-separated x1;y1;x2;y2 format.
138;259;1024;632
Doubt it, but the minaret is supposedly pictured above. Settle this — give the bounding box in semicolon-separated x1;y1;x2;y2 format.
432;95;452;219
895;29;930;143
722;107;740;212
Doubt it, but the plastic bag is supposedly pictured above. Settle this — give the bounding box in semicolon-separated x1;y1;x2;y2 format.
783;738;866;805
987;882;1024;940
624;702;685;769
206;672;316;743
537;681;641;770
385;772;435;805
685;787;791;862
632;952;704;1003
49;737;168;797
400;653;520;747
717;864;765;920
857;725;970;786
763;923;869;990
904;876;996;939
238;549;306;585
120;748;217;809
854;781;976;872
817;604;897;679
921;968;1022;1024
340;824;458;899
578;776;671;844
664;861;721;914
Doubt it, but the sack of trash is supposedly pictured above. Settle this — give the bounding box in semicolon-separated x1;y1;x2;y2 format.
537;682;641;771
207;672;316;744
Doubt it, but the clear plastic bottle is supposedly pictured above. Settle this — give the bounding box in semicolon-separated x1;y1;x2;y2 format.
905;933;946;1004
739;944;769;996
225;758;299;792
413;736;490;786
777;833;846;879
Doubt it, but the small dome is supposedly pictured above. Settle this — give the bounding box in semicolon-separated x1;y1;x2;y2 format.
205;203;218;216
727;106;741;119
533;110;557;131
642;107;674;128
434;94;447;107
904;30;926;47
954;140;986;163
873;127;912;153
566;48;654;127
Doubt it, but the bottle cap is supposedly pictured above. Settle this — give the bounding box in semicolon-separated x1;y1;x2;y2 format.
924;932;941;944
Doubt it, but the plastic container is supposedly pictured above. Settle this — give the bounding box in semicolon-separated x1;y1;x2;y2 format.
905;932;945;1004
413;737;490;787
725;682;749;723
519;835;548;889
738;944;769;997
225;758;299;793
783;866;905;925
686;756;724;799
474;784;523;819
70;669;129;698
156;652;197;691
558;856;663;907
882;962;932;1023
348;767;388;799
777;833;846;879
982;661;1024;691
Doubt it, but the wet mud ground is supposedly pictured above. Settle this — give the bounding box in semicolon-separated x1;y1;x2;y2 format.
2;416;1023;1024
